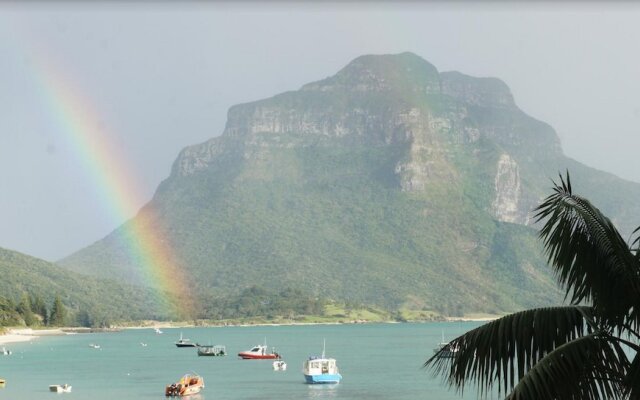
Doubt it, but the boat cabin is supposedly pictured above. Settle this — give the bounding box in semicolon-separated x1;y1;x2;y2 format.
304;357;339;375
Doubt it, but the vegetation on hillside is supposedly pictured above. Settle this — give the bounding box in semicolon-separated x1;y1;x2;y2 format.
200;286;325;320
0;294;67;327
64;140;563;317
61;54;640;317
426;174;640;399
0;247;171;326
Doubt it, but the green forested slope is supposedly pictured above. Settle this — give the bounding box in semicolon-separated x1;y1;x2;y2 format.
0;247;170;325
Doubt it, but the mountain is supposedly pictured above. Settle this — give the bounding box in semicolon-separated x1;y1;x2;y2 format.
60;52;640;317
0;246;169;324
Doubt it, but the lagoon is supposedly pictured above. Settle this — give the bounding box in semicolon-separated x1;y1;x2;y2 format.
0;322;498;399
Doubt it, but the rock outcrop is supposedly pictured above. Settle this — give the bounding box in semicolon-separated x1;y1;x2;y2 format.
492;153;522;223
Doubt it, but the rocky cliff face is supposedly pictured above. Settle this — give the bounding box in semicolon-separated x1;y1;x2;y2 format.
440;71;516;109
63;52;640;317
492;153;523;223
173;53;559;224
176;139;226;177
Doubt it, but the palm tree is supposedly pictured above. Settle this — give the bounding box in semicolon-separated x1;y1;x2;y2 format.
425;173;640;399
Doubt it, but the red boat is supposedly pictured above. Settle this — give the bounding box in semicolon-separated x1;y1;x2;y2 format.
238;343;281;360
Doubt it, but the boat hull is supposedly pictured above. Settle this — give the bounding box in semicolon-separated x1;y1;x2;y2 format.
181;385;202;396
238;353;279;359
175;343;197;348
304;373;342;384
165;385;203;397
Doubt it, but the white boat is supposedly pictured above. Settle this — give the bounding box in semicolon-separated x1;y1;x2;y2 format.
89;343;101;349
154;327;163;334
175;332;198;348
433;332;459;358
49;384;72;393
197;344;226;356
433;342;458;358
303;340;342;384
273;360;287;371
140;342;148;347
1;347;11;355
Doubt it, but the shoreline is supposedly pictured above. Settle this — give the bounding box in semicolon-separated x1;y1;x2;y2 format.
0;328;67;346
121;316;498;330
0;317;499;345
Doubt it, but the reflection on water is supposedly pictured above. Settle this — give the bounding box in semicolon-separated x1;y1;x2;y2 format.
307;383;339;398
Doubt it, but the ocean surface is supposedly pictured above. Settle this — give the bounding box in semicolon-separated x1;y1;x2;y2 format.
0;322;500;399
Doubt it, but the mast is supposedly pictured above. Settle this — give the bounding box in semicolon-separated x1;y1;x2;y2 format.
322;338;326;359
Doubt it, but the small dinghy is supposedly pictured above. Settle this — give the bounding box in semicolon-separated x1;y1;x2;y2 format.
273;360;287;371
49;384;72;393
165;373;204;397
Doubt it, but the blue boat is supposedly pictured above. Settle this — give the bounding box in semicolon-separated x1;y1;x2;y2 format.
303;340;342;384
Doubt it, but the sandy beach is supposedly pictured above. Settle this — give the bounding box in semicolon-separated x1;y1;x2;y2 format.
0;328;66;346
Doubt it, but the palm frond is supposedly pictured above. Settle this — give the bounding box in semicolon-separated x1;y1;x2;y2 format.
534;173;640;326
632;226;640;260
624;351;640;399
506;332;629;400
424;306;595;397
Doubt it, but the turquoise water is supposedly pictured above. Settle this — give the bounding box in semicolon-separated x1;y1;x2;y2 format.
0;322;498;399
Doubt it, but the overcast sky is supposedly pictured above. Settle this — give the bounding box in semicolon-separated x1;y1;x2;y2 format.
1;2;639;261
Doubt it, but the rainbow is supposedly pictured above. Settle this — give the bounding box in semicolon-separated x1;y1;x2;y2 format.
21;33;192;319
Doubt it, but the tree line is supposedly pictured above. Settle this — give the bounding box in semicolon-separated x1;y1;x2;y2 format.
202;286;326;320
0;293;68;327
1;285;328;328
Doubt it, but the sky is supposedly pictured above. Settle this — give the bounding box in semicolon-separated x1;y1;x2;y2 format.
1;1;639;261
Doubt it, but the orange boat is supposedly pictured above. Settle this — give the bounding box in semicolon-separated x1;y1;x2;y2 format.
165;374;204;397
